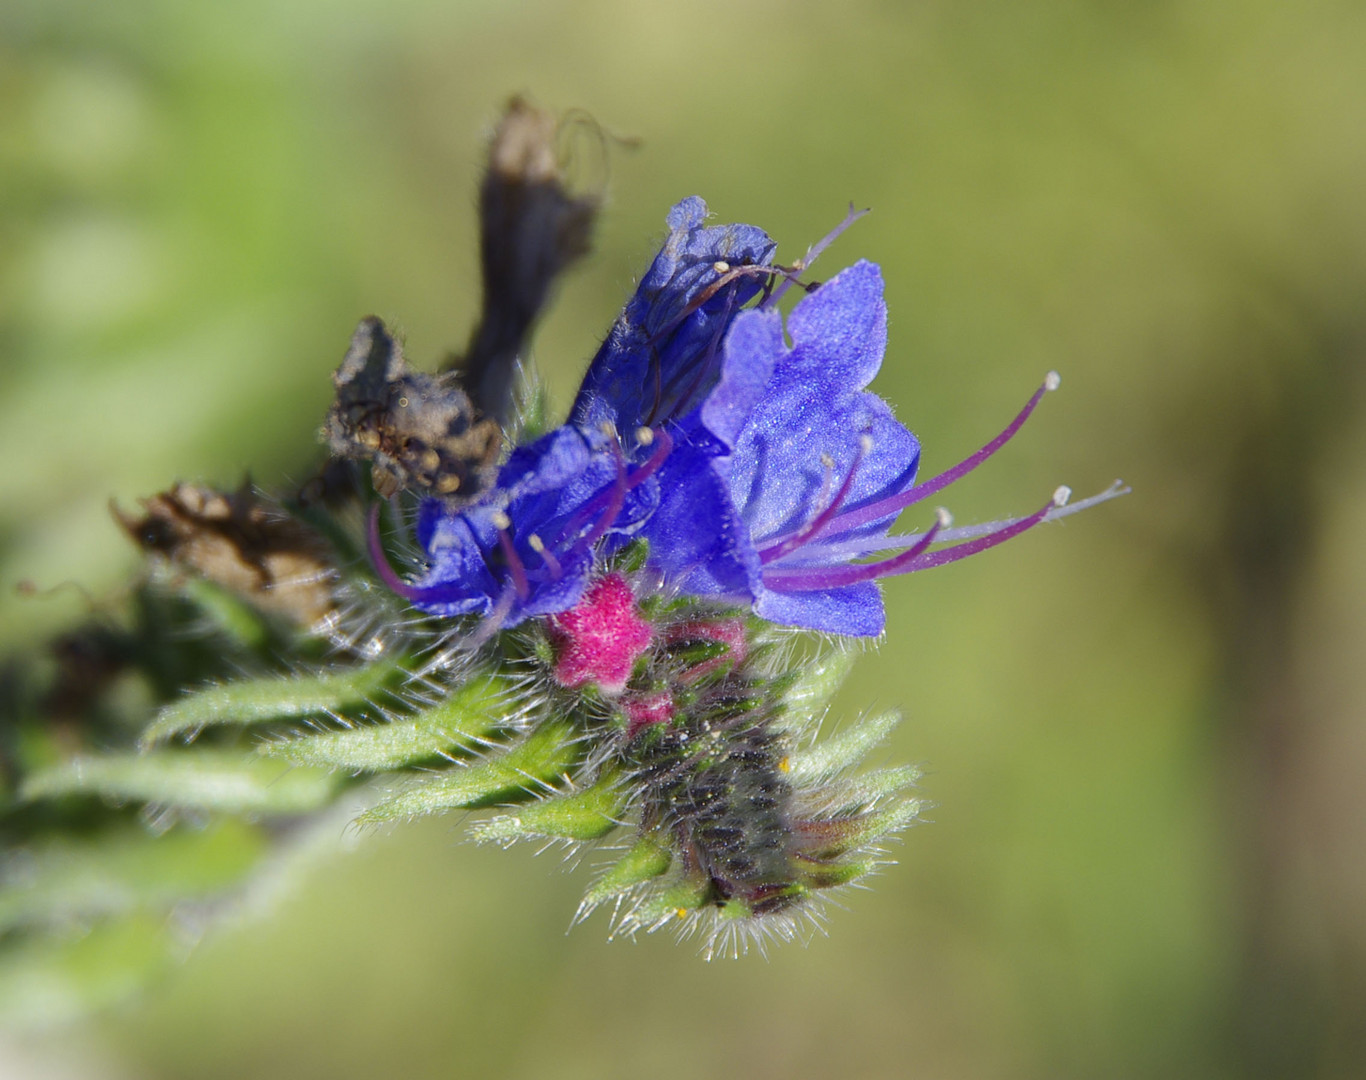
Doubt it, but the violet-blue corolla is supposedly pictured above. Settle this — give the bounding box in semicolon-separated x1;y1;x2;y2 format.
634;256;1123;635
377;196;1122;633
369;196;775;626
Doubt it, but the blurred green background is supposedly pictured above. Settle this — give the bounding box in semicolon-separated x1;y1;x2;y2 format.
3;0;1365;1077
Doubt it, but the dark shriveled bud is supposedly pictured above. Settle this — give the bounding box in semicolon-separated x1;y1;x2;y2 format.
457;96;603;425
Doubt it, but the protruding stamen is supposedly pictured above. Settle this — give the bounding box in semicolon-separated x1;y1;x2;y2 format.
886;491;1062;574
811;374;1060;539
623;426;673;491
1045;370;1061;392
635;426;654;447
863;479;1126;549
759;436;868;566
1052;485;1071;507
558;427;675;554
765;203;871;307
490;509;512;530
647;263;775;346
527;532;562;580
575;448;629;552
713;260;730;274
366;504;427;602
762;508;948;591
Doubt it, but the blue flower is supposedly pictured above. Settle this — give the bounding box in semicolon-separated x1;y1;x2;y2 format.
646;260;920;635
384;196;1117;634
571;196;776;435
370;423;668;626
639;256;1114;636
379;196;767;627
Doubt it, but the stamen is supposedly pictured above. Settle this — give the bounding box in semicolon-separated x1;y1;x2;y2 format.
624;426;673;490
491;512;529;601
575;446;629;552
555;427;675;554
365;504;473;607
713;261;730;273
765;203;870;308
527;533;562;580
366;504;427;602
763;506;949;591
811;373;1061;539
759;436;869;566
635;426;654;447
885;490;1064;574
796;482;1123;558
646;262;778;345
658;287;738;416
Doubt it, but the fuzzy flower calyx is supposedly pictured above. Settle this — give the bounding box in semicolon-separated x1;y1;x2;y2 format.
546;573;652;693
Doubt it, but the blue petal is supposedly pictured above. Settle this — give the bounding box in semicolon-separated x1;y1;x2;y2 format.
754;580;886;637
726;262;919;547
784;259;888;388
722;261;920;636
410;424;648;625
636;426;759;603
699;302;780;449
572;197;776;436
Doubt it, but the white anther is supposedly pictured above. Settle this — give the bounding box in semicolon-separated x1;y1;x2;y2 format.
599;420;619;440
635;426;654;447
935;506;953;528
490;510;512;530
1052;485;1072;507
1045;371;1061;392
820;452;835;469
713;261;730;274
527;533;546;553
859;434;874;453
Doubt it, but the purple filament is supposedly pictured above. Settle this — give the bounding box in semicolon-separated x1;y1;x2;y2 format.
758;440;866;566
765;490;1061;592
811;375;1055;540
889;494;1059;572
366;503;469;606
555;426;674;557
764;203;870;308
495;525;530;601
533;538;563;580
762;511;945;592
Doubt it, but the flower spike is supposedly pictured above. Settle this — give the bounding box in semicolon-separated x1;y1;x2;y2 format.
12;106;1125;990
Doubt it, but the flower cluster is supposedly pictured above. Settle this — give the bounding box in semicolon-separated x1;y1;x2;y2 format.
347;194;1121;952
8;106;1124;997
393;196;1115;637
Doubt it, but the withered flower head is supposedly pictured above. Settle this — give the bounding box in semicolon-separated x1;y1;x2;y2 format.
114;482;339;630
459;95;604;425
325;316;502;501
